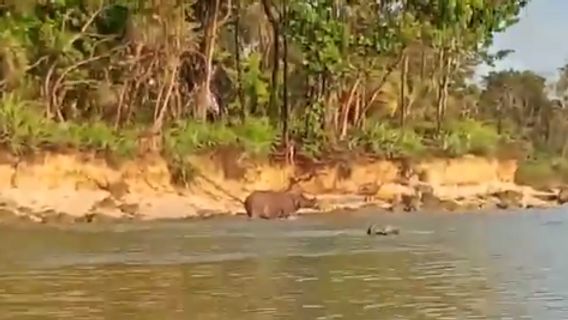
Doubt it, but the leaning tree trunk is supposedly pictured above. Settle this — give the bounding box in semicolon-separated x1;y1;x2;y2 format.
399;52;409;128
196;0;232;121
436;48;450;134
281;0;290;147
196;0;220;121
339;79;360;140
420;47;426;81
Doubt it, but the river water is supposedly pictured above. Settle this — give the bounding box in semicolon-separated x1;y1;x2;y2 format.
1;208;568;320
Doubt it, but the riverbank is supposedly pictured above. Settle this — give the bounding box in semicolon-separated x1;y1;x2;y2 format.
0;149;564;225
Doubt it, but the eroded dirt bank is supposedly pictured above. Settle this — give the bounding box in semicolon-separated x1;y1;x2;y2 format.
0;150;564;225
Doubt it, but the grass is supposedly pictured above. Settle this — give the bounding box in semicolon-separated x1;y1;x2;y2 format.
0;94;278;158
161;117;277;186
0;94;280;187
515;155;568;189
163;116;277;158
348;119;503;159
0;94;139;156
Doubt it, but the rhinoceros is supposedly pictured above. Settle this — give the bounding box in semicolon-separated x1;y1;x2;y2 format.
243;190;318;219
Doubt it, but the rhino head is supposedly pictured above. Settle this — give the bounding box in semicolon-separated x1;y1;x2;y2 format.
291;192;319;210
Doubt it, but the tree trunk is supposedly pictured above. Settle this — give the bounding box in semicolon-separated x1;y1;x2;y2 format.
399;52;408;128
234;0;246;123
196;0;221;121
281;0;290;147
261;0;280;120
442;55;454;121
153;65;178;133
436;48;449;133
320;73;328;131
196;0;232;121
420;47;426;80
542;104;551;145
353;91;361;127
340;79;360;140
496;94;505;135
356;51;405;128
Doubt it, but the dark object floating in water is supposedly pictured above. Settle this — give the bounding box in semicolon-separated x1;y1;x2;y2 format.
366;224;400;236
543;220;563;226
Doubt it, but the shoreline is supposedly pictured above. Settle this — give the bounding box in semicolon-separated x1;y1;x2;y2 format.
0;150;564;226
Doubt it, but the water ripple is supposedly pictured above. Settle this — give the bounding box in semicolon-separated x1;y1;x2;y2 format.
0;210;567;319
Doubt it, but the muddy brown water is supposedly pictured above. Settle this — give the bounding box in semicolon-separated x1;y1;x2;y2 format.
1;207;568;320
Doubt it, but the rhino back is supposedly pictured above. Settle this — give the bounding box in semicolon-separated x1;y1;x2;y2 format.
243;191;278;218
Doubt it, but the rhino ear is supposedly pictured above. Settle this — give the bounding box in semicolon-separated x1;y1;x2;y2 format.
291;195;303;208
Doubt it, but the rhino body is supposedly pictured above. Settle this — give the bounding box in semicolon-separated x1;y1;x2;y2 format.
244;190;318;219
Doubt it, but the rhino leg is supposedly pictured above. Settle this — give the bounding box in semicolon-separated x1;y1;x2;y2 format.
279;207;290;218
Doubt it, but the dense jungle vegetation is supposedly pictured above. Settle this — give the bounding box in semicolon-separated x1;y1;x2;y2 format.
1;0;568;185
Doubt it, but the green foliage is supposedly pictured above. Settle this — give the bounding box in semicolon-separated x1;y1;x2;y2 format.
162;117;277;186
0;92;277;159
163;117;277;157
0;93;137;156
441;119;500;157
479;69;555;151
288;0;347;75
52;121;138;157
0;0;547;177
232;117;277;154
353;122;426;158
241;52;270;114
0;94;49;153
290;100;329;157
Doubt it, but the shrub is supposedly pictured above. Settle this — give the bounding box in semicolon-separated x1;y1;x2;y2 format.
441;119;501;157
163;120;235;157
55;121;138;157
162;117;277;186
232;117;277;155
354;122;426;157
0;94;50;153
0;93;279;159
163;116;278;157
0;94;137;157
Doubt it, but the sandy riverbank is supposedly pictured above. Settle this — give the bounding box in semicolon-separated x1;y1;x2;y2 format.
0;150;564;225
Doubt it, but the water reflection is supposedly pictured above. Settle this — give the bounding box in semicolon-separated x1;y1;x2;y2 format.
0;209;567;319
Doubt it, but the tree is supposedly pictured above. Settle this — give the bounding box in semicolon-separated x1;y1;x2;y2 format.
0;0;538;161
555;63;568;107
480;70;550;143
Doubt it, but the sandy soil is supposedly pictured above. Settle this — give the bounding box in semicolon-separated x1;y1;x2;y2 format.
0;151;562;224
